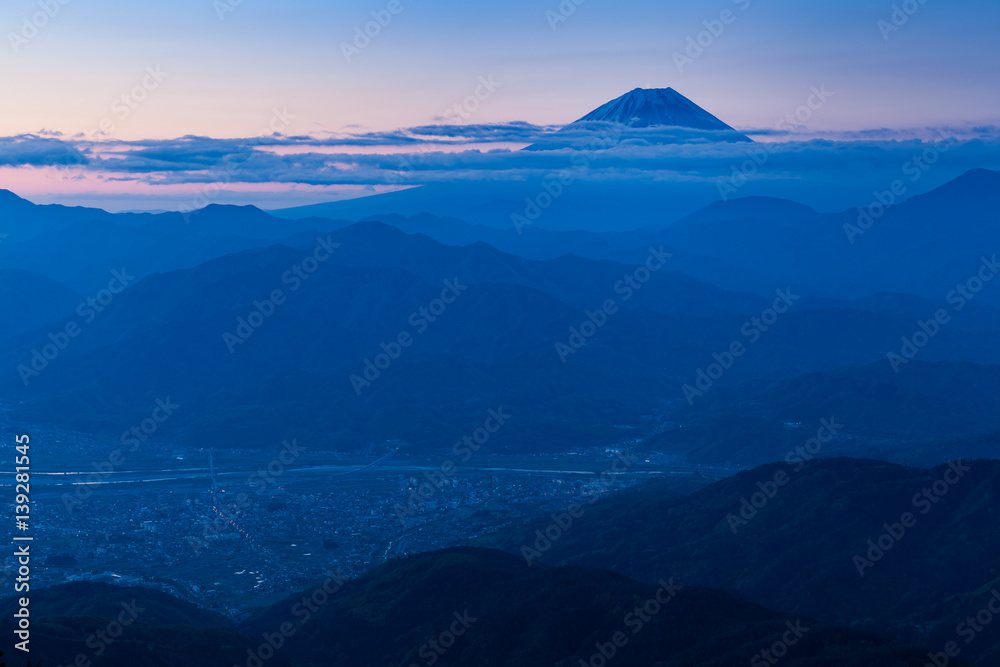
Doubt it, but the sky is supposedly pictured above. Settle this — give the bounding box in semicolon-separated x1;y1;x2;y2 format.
1;0;998;210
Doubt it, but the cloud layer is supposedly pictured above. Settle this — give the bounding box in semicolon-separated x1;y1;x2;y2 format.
2;123;999;213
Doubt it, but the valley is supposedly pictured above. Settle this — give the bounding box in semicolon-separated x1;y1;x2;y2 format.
2;421;724;617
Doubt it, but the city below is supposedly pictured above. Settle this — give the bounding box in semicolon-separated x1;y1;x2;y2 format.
2;420;730;618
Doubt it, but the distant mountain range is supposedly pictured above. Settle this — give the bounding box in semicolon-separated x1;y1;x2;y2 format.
271;168;1000;305
3;168;998;301
2;170;1000;461
1;222;998;455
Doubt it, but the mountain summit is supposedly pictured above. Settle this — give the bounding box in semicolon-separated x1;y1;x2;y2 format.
577;87;743;133
526;87;750;150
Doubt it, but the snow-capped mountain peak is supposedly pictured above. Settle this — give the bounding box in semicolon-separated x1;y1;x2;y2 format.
576;87;743;133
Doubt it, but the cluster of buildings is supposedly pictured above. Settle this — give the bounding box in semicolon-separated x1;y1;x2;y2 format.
14;446;634;617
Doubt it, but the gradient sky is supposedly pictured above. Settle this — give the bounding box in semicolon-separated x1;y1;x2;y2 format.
1;0;998;209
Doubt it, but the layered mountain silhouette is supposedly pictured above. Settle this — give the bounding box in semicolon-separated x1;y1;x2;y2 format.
4;186;1000;458
3;218;1000;454
276;169;1000;301
482;457;1000;664
0;548;966;666
0;581;292;667
2;168;1000;460
7;170;998;303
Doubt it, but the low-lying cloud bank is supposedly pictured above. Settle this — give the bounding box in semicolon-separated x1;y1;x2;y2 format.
2;122;999;212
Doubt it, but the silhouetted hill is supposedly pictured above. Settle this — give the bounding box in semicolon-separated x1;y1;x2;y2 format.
305;220;766;318
0;189;121;241
483;458;1000;662
0;190;349;244
663;168;1000;303
0;581;286;667
0;241;652;449
0;552;957;666
240;546;948;666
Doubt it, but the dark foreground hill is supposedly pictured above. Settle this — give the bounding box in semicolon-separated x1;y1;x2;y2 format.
0;549;962;666
0;581;291;667
482;458;1000;663
244;547;952;666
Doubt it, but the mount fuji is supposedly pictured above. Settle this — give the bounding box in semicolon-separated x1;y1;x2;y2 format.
525;87;752;150
579;87;747;132
272;87;753;228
